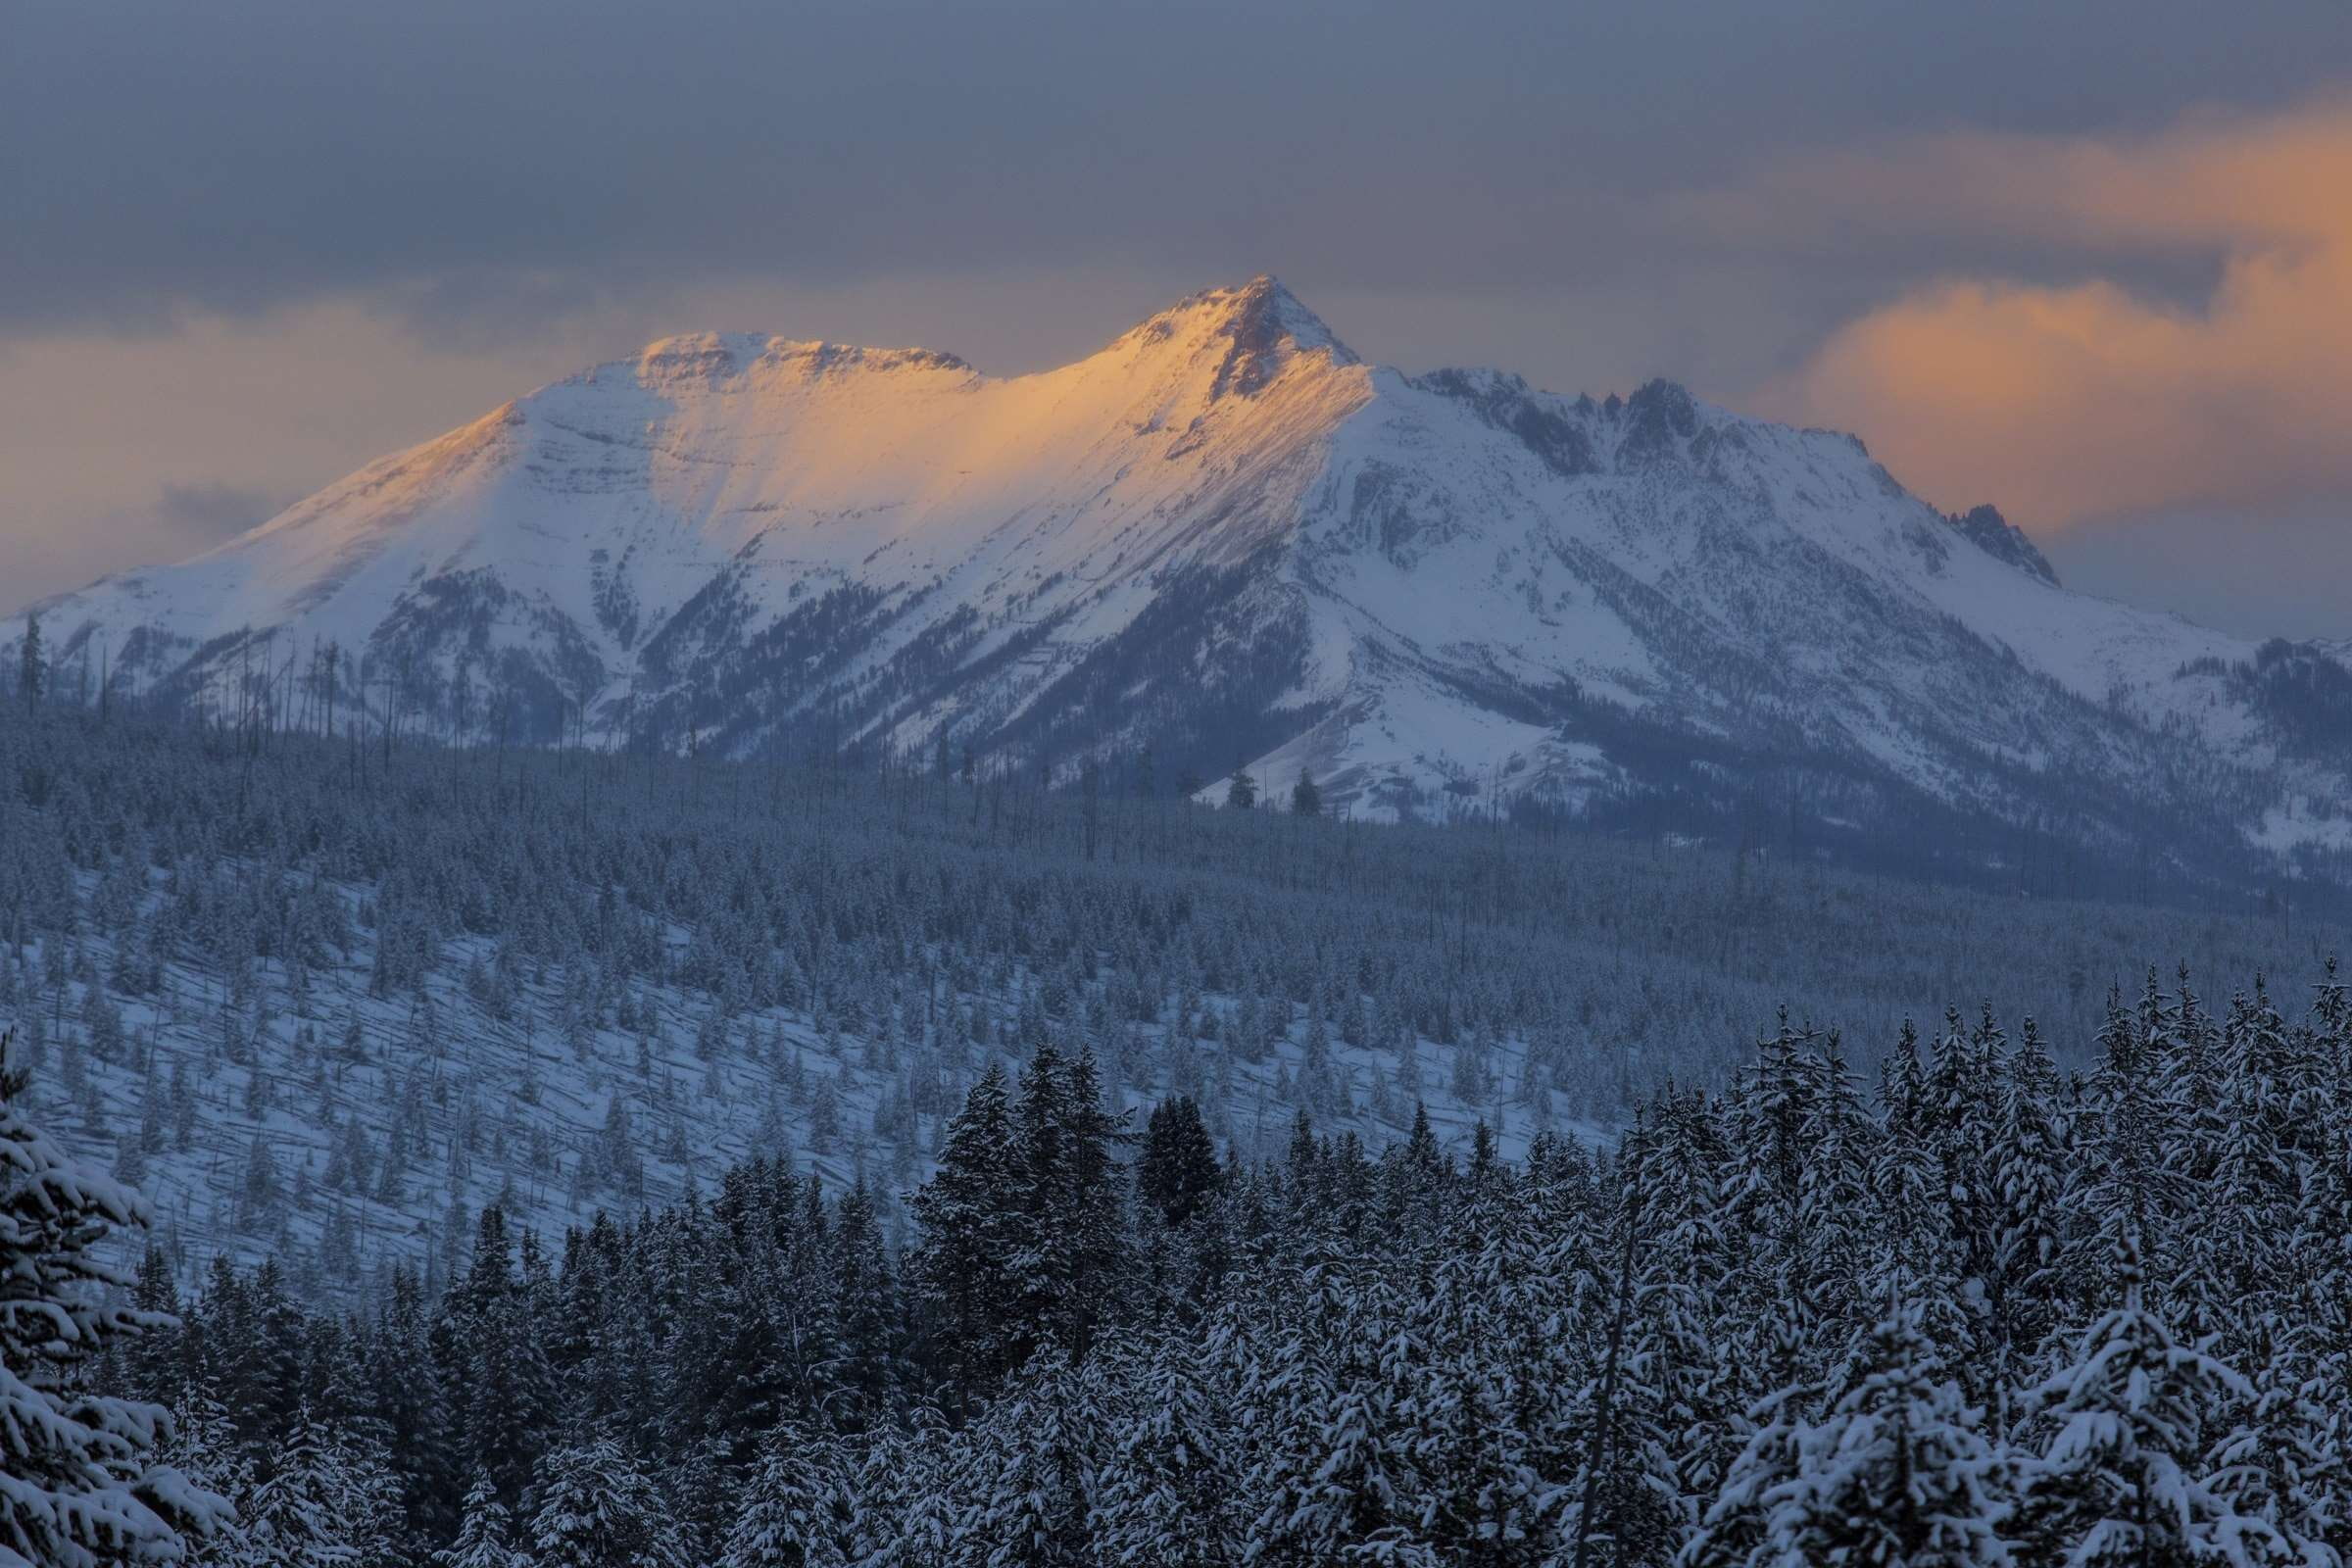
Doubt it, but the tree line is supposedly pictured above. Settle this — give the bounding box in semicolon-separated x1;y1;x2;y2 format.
19;961;2352;1565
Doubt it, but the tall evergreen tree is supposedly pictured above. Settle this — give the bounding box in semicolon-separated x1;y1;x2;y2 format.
16;613;41;709
524;1441;690;1568
1710;1298;2012;1568
911;1064;1031;1396
0;1031;229;1568
721;1423;858;1568
433;1475;524;1568
1090;1343;1241;1566
236;1403;400;1568
2012;1241;2304;1568
1134;1097;1221;1231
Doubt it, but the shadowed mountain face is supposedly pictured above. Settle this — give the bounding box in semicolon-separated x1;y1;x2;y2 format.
9;277;2349;879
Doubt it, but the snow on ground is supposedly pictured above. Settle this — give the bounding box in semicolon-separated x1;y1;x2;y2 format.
24;861;1596;1300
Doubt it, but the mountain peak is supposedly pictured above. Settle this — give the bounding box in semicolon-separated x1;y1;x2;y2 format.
1944;503;2059;585
1214;273;1351;355
1118;275;1358;399
25;276;2343;868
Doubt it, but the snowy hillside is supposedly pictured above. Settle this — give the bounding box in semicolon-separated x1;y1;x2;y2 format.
4;710;2334;1300
9;277;2351;875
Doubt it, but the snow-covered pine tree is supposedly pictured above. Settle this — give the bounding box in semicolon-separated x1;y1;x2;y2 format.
1732;1296;2012;1568
1242;1261;1431;1567
2205;1352;2344;1563
1862;1100;1974;1378
830;1181;900;1424
0;1030;230;1568
1135;1096;1221;1230
848;1427;963;1568
720;1421;858;1568
1051;1047;1129;1358
433;1475;523;1568
911;1063;1032;1397
1983;1016;2066;1437
1626;1089;1747;1519
1089;1339;1242;1566
154;1384;251;1568
367;1263;458;1550
448;1207;555;1506
1412;1343;1559;1565
2011;1238;2312;1568
523;1440;690;1568
945;1351;1102;1568
1561;1184;1684;1568
1682;1380;1813;1568
2063;980;2191;1316
234;1402;400;1568
1795;1030;1877;1341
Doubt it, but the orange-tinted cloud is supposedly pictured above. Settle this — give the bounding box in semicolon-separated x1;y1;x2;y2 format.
1730;101;2352;530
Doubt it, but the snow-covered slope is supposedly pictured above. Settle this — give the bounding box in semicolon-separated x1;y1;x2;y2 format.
11;277;2349;868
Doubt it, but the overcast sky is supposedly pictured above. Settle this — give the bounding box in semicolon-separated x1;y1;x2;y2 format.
6;1;2349;635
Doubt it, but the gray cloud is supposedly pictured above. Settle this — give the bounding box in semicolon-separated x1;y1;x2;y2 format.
7;483;281;614
2046;508;2352;643
153;481;283;543
7;0;2345;333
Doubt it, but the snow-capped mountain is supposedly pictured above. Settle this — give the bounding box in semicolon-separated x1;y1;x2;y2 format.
11;277;2350;870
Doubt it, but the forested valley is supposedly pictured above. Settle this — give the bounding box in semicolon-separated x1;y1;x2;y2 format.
0;704;2327;1295
4;703;2350;1565
16;968;2352;1564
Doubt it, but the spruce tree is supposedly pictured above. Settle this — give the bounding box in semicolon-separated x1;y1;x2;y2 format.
1090;1344;1241;1566
2012;1240;2302;1568
850;1430;962;1568
1053;1047;1129;1357
0;1031;229;1568
1731;1298;2012;1568
449;1207;555;1506
155;1384;252;1568
722;1423;858;1568
237;1403;400;1568
1135;1097;1221;1230
435;1473;524;1568
950;1355;1101;1568
911;1064;1031;1396
17;612;41;709
525;1441;690;1568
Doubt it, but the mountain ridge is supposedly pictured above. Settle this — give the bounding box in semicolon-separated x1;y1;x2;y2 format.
8;276;2348;881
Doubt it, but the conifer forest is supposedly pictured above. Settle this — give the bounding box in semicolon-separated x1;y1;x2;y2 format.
7;703;2352;1566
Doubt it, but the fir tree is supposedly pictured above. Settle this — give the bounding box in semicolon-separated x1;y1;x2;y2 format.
1090;1344;1241;1566
911;1064;1032;1396
524;1441;690;1568
154;1384;252;1568
434;1475;524;1568
1134;1096;1221;1231
2012;1240;2305;1568
0;1030;230;1568
1723;1297;2012;1568
950;1356;1101;1568
237;1403;400;1568
722;1423;858;1568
